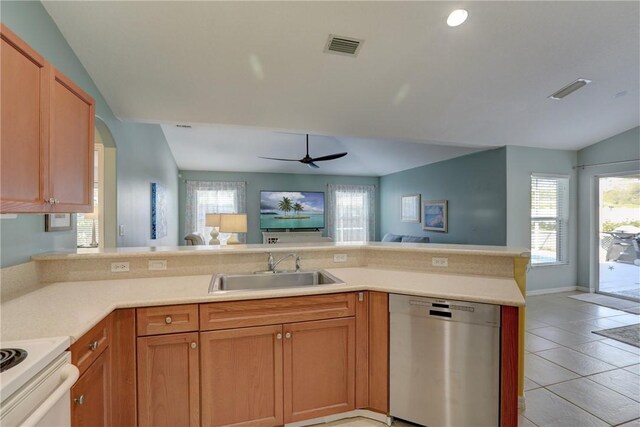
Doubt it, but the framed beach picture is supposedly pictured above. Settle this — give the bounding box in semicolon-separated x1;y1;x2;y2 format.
423;200;448;232
401;194;421;222
45;213;73;231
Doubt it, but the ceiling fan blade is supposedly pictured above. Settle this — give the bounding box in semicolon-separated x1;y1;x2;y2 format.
307;162;320;169
258;156;300;162
311;152;348;162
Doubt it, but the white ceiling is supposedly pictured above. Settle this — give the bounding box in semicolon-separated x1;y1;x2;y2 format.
43;1;639;155
161;125;482;176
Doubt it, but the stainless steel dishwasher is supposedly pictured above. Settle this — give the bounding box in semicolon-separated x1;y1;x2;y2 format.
390;294;501;427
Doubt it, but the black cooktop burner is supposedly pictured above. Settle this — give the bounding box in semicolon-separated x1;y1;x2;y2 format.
0;348;28;373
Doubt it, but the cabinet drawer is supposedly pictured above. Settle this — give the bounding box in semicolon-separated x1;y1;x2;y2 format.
71;315;111;376
137;304;199;336
200;293;356;331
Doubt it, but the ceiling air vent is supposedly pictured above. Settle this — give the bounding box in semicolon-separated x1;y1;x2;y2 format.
324;34;363;57
176;124;192;128
548;78;592;100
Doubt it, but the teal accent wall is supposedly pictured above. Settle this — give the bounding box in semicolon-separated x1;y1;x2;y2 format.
506;146;578;292
0;1;179;267
379;148;507;245
576;126;640;289
179;171;379;244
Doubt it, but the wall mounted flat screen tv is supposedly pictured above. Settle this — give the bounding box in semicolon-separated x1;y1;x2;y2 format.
260;191;325;230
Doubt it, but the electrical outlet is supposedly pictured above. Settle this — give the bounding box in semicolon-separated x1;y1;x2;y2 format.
432;257;449;267
148;260;167;271
118;224;125;236
111;262;130;273
333;254;348;263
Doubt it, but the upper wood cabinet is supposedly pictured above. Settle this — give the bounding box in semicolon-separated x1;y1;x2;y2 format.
0;24;95;213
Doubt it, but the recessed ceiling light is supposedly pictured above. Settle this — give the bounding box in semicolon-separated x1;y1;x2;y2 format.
447;9;468;27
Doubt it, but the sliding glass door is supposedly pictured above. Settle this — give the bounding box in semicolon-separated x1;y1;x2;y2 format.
596;172;640;301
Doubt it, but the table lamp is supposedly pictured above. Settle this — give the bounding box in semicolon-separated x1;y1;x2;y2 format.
205;213;221;245
83;211;99;247
219;213;247;245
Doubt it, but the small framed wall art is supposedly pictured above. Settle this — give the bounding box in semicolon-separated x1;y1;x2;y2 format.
423;200;448;232
401;194;421;223
45;213;73;231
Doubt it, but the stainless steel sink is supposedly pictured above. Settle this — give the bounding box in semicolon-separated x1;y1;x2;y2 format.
208;270;344;293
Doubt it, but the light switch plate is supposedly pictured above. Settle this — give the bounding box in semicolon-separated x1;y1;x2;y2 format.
333;254;348;263
111;262;130;272
432;257;449;267
148;260;167;271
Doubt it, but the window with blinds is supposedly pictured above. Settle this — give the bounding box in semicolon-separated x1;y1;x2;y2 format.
327;184;376;243
531;174;570;265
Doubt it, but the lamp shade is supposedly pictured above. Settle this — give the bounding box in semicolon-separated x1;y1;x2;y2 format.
205;213;221;227
219;213;247;233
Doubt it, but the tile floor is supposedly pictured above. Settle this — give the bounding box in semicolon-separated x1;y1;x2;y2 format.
313;291;640;427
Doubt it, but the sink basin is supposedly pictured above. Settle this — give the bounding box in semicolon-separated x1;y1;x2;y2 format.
208;270;344;293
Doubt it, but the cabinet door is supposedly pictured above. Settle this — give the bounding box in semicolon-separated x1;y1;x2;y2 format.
200;325;283;427
284;317;355;423
71;348;111;427
0;24;50;212
137;332;199;427
49;67;94;212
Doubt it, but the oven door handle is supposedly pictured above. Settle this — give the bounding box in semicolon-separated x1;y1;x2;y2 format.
21;364;80;427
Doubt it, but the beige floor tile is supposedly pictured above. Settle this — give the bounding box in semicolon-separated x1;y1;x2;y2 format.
589;317;630;329
518;414;537;427
567;341;640;368
536;347;617;376
589;369;640;401
529;326;602;346
524;353;580;386
524;377;542;391
522;388;608;427
624;364;640;375
626;307;640;314
526;332;562;352
619;418;640;427
600;338;640;355
547;377;640;425
320;417;386;427
526;319;550;330
607;314;640;325
571;303;629;317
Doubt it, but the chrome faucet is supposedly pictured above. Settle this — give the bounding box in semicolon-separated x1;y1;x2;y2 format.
267;252;301;273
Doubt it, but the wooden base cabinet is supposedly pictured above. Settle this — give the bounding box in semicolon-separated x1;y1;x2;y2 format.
137;332;200;427
200;325;284;427
284;318;355;423
70;349;111;427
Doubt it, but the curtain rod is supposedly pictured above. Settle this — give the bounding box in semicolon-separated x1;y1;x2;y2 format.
573;158;640;170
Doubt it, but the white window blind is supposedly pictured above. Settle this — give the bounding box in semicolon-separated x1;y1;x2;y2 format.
531;174;569;265
184;180;246;243
327;184;376;243
77;149;100;247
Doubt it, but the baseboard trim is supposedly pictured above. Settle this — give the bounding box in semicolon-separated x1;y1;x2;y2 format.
285;409;390;427
526;286;588;296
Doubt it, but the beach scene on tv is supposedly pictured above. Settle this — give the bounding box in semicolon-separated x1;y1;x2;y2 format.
260;191;325;229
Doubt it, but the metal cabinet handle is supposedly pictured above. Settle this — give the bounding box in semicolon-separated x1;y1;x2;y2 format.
276;333;282;340
48;198;56;204
88;341;99;351
54;198;59;204
74;395;85;405
165;316;172;324
190;342;197;349
285;332;291;339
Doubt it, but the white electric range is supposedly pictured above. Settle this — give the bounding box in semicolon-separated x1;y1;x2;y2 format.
0;336;79;426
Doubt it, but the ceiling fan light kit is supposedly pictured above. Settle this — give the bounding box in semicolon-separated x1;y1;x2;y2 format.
259;134;347;169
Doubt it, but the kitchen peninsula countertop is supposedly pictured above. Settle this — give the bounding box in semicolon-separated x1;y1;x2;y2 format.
0;267;524;343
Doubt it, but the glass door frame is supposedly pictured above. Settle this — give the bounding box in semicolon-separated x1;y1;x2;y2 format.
594;170;640;301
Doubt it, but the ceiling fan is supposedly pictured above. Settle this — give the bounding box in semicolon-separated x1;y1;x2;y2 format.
259;134;347;169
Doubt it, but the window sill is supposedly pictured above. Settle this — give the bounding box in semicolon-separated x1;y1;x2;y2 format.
531;262;569;268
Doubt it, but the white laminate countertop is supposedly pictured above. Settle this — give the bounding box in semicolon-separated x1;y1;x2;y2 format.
0;267;525;343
